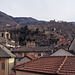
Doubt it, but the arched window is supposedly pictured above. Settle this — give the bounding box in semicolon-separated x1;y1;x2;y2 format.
2;33;4;37
67;44;69;46
6;34;9;39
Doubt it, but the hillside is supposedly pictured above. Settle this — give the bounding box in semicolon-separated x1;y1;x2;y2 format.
12;17;43;25
0;11;17;26
28;21;75;40
0;11;75;40
0;11;43;26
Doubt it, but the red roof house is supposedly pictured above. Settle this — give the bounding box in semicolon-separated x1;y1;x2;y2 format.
13;56;75;75
57;38;71;50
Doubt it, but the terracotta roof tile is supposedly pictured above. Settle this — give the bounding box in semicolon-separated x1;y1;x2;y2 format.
13;56;75;75
58;56;75;75
26;55;35;60
13;56;65;74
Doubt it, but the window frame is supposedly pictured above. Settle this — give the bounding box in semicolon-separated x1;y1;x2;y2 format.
2;63;5;70
38;53;41;56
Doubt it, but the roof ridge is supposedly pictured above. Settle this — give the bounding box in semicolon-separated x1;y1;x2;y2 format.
56;56;68;73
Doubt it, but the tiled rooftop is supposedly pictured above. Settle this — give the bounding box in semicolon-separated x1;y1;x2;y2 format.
13;56;75;75
11;46;56;52
58;56;75;75
13;56;74;75
26;55;35;60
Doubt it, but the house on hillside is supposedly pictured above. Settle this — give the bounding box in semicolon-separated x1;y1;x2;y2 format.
13;56;75;75
50;49;74;56
0;44;16;75
11;46;56;58
57;37;70;50
26;41;36;47
0;30;18;48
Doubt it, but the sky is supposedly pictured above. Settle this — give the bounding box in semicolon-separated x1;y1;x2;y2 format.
0;0;75;22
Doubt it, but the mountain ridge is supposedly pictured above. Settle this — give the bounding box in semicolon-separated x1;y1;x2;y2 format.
0;11;44;26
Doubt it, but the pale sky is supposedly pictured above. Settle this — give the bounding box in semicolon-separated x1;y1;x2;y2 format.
0;0;75;22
